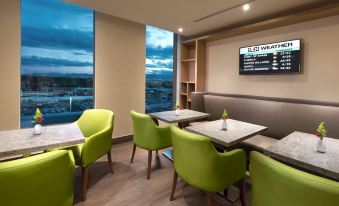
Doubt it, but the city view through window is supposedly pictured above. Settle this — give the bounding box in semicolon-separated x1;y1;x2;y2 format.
20;0;94;127
145;26;174;113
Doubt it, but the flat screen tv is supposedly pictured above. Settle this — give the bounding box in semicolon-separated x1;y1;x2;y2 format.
239;39;301;75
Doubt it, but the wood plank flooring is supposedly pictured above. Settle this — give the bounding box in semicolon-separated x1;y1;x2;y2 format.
74;141;251;206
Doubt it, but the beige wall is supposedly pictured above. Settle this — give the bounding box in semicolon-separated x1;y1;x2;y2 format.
95;13;146;137
0;0;20;131
206;15;339;102
0;2;146;136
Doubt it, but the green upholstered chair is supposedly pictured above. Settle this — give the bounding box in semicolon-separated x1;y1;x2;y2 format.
130;110;172;179
250;151;339;206
74;109;114;201
170;126;246;205
0;150;75;206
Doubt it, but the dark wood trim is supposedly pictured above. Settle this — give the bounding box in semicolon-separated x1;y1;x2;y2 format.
107;151;114;174
192;1;339;42
81;166;89;201
130;143;136;163
238;179;246;206
206;192;213;206
170;170;178;201
112;134;133;145
147;150;152;180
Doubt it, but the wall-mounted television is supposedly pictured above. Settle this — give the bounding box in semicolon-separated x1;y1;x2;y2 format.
239;39;301;75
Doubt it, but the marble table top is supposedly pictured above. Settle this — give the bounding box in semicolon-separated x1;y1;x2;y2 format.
185;119;267;147
265;131;339;181
0;123;84;159
149;109;210;124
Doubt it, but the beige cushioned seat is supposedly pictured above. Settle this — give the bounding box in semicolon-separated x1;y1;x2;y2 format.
242;135;278;150
189;121;209;126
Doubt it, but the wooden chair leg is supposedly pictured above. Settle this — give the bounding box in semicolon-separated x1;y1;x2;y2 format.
147;150;152;180
107;150;114;174
130;143;136;164
81;167;89;201
170;170;178;201
206;192;213;206
239;178;246;206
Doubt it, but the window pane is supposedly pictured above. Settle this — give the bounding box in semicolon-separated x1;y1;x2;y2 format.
145;25;174;113
20;0;94;127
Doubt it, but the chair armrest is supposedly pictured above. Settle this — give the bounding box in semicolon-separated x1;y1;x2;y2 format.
80;126;113;167
216;149;246;186
153;125;172;149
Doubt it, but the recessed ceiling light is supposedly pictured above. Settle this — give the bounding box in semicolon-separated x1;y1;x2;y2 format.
242;4;250;11
178;28;183;33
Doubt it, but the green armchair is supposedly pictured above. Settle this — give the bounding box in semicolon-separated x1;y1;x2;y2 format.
74;109;114;201
170;126;246;205
130;110;172;179
0;150;75;206
250;151;339;206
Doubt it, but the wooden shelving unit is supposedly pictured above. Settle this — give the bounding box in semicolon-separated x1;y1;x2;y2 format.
179;39;206;109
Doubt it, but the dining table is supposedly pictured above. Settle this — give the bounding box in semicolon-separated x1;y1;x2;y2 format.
185;119;268;149
0;123;85;160
149;109;210;160
265;131;339;181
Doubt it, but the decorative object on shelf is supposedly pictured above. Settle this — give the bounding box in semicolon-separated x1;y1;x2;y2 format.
315;122;327;153
175;100;180;116
32;108;44;135
219;108;229;130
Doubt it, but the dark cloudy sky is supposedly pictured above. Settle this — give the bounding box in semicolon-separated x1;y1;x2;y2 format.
146;26;174;75
21;0;94;75
21;0;173;76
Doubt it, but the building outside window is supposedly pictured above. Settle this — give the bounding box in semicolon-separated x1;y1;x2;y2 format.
145;25;175;113
20;0;94;127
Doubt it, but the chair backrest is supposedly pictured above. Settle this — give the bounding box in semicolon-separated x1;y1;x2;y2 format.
171;126;229;192
77;109;114;138
0;150;75;206
130;110;160;149
250;151;339;206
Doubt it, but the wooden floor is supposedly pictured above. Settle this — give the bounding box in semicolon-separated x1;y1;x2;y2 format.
74;141;251;206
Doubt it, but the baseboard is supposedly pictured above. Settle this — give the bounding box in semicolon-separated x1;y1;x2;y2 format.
112;134;133;144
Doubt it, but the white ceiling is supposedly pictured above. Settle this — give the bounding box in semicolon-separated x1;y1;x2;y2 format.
66;0;324;36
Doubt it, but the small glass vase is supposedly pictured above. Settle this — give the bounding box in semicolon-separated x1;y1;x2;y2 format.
316;139;326;153
219;119;227;130
34;124;42;135
175;108;180;116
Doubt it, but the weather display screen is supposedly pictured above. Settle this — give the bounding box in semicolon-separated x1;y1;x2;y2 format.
239;39;301;75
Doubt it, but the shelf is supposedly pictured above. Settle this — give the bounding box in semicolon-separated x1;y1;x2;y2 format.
182;39;196;46
181;58;196;62
181;81;195;84
180;93;188;96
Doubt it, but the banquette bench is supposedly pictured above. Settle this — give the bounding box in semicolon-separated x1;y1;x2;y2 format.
191;92;339;151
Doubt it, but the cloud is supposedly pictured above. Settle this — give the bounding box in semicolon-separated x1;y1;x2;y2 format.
21;26;93;52
146;46;173;59
146;25;173;48
21;56;93;67
21;0;93;32
146;58;173;69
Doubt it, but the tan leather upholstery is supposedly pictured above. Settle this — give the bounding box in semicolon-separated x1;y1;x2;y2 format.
191;92;339;140
188;121;209;126
242;135;278;150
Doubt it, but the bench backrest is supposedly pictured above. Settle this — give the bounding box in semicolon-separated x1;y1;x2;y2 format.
192;92;339;139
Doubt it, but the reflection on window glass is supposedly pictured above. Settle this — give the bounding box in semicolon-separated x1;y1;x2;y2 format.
20;0;94;127
145;26;174;113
